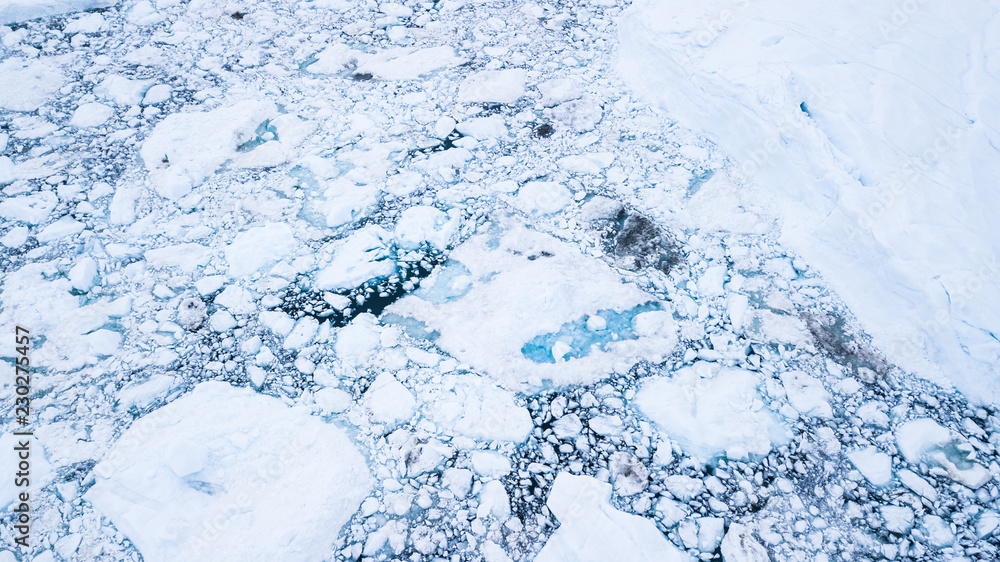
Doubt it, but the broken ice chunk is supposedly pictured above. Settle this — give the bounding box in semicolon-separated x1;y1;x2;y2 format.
538;78;582;107
557;152;615;175
550;97;602;132
456;115;508;139
387;221;676;389
69;102;114;128
470;451;512;478
779;371;832;418
880;505;914;534
139;100;278;198
635;361;784;460
515;181;573;215
847;447;893;486
394;205;458;250
920;514;955;548
365;372;415;426
476;480;511;520
68;257;99;292
354;46;465;80
224;223;298;278
422;374;532;443
0;59;65;111
458;69;527;104
535;473;687;562
86;382;372;561
720;523;769;562
896;418;992;489
897;469;937;501
315;226;395;290
608;452;648;496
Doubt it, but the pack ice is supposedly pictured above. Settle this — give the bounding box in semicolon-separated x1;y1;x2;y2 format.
85;382;372;562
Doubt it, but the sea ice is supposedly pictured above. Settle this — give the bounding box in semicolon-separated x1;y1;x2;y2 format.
86;382;372;562
635;362;784;459
0;59;64;111
534;473;688;562
618;0;1000;405
387;220;677;389
457;69;527;104
140;100;278;198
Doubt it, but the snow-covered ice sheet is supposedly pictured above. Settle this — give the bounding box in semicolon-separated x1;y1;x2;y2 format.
85;382;372;561
0;0;116;25
619;0;1000;404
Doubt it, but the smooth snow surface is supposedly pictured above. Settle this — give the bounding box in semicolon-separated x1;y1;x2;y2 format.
85;382;372;562
619;0;1000;404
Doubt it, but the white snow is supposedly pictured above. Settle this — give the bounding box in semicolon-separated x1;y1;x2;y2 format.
139;100;278;198
634;361;783;459
535;473;688;562
86;382;372;562
365;372;416;426
0;59;64;111
457;69;527;104
618;0;1000;405
225;223;298;278
779;371;833;418
847;447;893;487
69;102;114;128
421;374;532;443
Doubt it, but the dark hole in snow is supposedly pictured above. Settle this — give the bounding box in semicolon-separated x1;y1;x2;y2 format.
533;123;554;138
279;251;441;327
603;210;683;274
60;460;97;484
803;312;889;377
351;72;374;81
230;11;245;20
799;101;811;117
407;129;464;157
